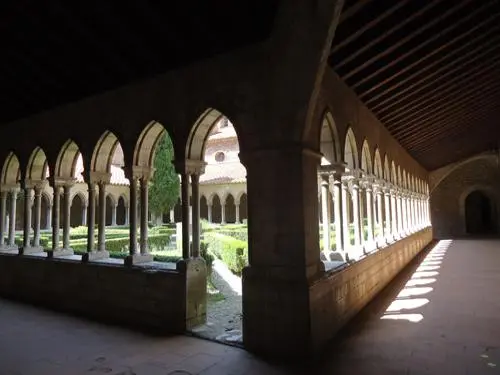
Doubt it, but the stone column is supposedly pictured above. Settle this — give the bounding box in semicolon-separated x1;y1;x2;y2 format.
351;180;362;259
22;186;33;249
139;177;149;255
320;174;331;253
7;189;18;248
97;181;106;251
111;203;117;226
46;204;52;230
207;204;212;223
81;204;87;226
383;188;391;242
221;199;226;224
125;205;130;226
51;186;60;250
32;186;42;248
86;182;96;253
235;203;240;224
365;183;374;249
62;185;71;250
0;191;7;247
341;180;350;252
333;173;343;254
181;173;190;259
191;174;200;258
375;187;384;243
128;178;138;256
401;192;407;236
390;189;398;240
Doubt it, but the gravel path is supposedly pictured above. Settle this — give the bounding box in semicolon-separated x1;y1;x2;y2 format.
190;260;243;345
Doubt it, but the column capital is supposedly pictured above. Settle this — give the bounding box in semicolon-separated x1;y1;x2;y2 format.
174;159;206;176
1;184;20;193
88;171;111;184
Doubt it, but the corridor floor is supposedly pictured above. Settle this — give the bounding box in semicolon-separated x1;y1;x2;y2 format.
0;239;498;374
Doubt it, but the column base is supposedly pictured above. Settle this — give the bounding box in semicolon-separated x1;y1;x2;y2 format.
363;240;377;254
47;248;74;258
82;250;110;262
346;246;364;261
124;253;154;266
19;246;45;255
0;245;19;254
321;250;346;262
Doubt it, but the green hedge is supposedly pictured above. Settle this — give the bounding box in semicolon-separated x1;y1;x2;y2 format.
72;249;180;263
218;229;247;242
204;232;247;275
71;233;171;252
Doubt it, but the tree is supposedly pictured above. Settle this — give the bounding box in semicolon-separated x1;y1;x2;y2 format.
148;133;180;216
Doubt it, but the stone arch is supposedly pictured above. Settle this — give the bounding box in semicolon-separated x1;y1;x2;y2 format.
320;111;341;164
1;152;21;186
211;194;222;224
200;195;208;221
384;155;390;182
225;194;236;223
343;127;358;172
91;131;122;173
360;139;372;175
26;147;49;182
54;140;81;180
133;121;167;168
186;108;224;161
70;193;85;227
459;186;499;235
239;193;248;222
116;195;127;225
373;149;383;179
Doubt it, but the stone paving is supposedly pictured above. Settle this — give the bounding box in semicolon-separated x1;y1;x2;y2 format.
0;239;498;374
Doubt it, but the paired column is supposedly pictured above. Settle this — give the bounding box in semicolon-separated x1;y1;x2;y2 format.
62;185;72;250
128;178;138;257
8;189;18;248
86;182;96;254
364;183;374;250
235;203;240;224
351;180;362;259
390;189;398;240
320;174;331;253
97;181;106;251
0;191;7;248
191;173;201;258
51;186;60;250
180;173;190;259
139;177;149;255
333;172;344;255
384;188;392;243
341;180;350;253
207;204;212;223
22;186;33;249
111;203;117;226
48;182;75;257
375;186;384;244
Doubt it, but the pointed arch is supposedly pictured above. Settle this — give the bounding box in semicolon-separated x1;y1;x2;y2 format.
320;111;341;164
360;139;372;174
384;155;390;182
91;131;122;173
1;152;20;185
343;128;358;171
55;140;81;180
373;148;383;178
26;147;48;181
390;161;397;184
133;121;167;168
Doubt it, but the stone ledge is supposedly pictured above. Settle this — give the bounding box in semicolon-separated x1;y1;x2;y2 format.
19;246;45;255
0;246;19;254
124;253;154;266
47;248;74;258
82;250;110;262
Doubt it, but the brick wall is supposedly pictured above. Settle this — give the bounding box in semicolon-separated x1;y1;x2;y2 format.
0;255;187;334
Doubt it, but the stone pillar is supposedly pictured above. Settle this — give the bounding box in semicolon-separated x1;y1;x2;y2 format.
129;178;138;256
86;182;96;253
181;173;190;259
191;174;200;258
401;192;407;236
383;188;391;242
207;204;212;223
139;177;149;255
7;189;18;247
22;186;33;249
111;203;117;226
82;204;87;226
390;189;398;240
333;173;343;254
341;180;350;252
32;186;42;249
98;181;106;251
125;205;130;226
375;187;384;243
46;204;52;230
221;199;226;224
0;191;7;247
365;183;374;250
235;203;240;224
351;180;362;259
320;174;331;253
62;185;71;250
51;186;60;250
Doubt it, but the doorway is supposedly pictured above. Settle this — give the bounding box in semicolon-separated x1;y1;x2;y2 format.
465;191;496;235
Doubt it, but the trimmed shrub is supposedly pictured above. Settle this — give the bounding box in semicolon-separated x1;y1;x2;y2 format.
204;232;247;275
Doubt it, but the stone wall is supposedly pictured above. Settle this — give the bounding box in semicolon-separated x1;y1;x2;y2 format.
0;255;187;334
310;227;433;352
430;153;500;238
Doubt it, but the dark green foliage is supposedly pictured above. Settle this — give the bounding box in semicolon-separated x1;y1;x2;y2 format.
149;133;180;215
204;232;248;275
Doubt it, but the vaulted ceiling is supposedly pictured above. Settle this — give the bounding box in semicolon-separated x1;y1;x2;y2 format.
1;1;498;171
330;0;500;170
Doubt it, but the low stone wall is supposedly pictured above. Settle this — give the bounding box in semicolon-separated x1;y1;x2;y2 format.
0;255;187;334
310;227;433;351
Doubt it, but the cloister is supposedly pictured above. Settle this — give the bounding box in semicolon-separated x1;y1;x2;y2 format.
0;1;499;369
